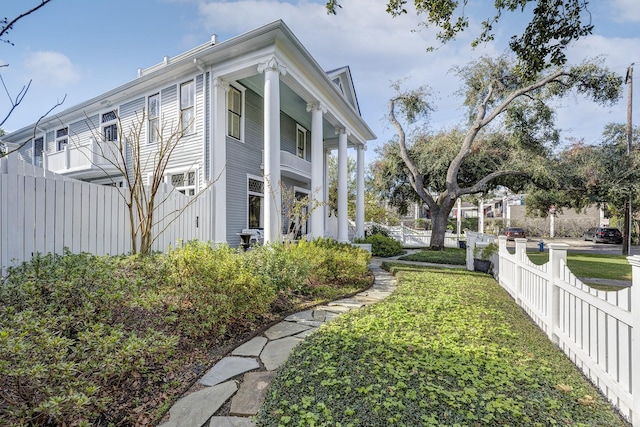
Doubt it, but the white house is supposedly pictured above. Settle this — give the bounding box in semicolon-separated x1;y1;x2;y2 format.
1;20;376;247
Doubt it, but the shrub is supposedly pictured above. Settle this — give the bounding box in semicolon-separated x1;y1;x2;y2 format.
295;238;371;288
355;233;403;257
163;242;276;338
243;242;311;294
0;252;177;426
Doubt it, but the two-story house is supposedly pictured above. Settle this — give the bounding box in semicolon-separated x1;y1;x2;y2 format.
2;20;376;246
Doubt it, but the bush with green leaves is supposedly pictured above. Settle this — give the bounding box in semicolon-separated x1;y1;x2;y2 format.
257;266;628;427
244;242;311;294
295;238;371;288
354;233;403;257
0;251;177;426
163;241;276;337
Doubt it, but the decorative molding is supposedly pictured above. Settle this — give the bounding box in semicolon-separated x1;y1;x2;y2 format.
213;77;230;91
257;56;287;76
335;127;351;136
306;102;327;114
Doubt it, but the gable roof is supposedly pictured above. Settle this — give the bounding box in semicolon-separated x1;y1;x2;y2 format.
326;66;361;115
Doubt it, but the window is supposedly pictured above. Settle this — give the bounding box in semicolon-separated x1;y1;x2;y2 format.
34;137;44;166
228;86;242;140
180;81;195;134
148;93;160;143
56;127;68;151
170;171;196;196
102;110;118;142
248;177;264;229
296;125;307;159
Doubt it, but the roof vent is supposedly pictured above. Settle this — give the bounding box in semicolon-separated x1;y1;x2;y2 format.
163;56;170;65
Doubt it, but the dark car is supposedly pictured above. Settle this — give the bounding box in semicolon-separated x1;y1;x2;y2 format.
503;227;526;240
583;227;623;244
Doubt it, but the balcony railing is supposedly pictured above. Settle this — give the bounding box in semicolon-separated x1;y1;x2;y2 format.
44;138;120;178
262;149;311;179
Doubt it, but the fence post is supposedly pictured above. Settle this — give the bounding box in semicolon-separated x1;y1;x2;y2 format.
466;231;477;271
514;238;527;303
497;236;508;284
547;243;568;345
628;255;640;425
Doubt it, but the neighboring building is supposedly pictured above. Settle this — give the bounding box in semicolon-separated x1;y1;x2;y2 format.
2;20;375;246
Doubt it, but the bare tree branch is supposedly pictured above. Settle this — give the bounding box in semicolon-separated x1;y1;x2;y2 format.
0;0;54;45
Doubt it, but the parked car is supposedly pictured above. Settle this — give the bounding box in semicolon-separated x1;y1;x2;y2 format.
503;227;526;240
583;227;623;244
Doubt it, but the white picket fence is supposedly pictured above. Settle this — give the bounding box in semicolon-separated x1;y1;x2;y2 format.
0;157;213;273
369;222;462;248
466;232;640;425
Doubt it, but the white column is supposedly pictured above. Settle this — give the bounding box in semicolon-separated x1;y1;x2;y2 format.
212;77;229;244
355;144;365;239
258;57;286;244
337;128;349;242
478;198;484;233
324;148;331;236
307;102;326;239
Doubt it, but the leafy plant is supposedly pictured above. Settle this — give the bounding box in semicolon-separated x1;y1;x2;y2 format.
474;242;498;260
354;234;403;257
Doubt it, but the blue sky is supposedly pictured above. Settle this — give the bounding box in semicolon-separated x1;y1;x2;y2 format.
2;0;640;165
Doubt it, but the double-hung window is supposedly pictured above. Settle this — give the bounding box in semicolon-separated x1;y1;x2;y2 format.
248;177;264;229
34;137;44;166
296;125;307;159
56;127;68;151
102;110;118;142
180;81;195;134
228;86;242;140
148;93;160;143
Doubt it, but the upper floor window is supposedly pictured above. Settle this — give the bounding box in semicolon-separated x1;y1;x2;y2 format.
170;170;196;196
228;86;242;140
102;110;118;142
148;93;160;143
180;81;195;134
296;125;307;159
56;127;68;151
34;137;44;166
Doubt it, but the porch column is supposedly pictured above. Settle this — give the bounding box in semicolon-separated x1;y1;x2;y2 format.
336;128;349;242
355;143;365;239
212;77;229;244
324;148;331;234
307;102;326;239
258;57;286;244
478;198;484;233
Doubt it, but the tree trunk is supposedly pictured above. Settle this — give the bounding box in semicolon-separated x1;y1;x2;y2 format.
430;210;448;250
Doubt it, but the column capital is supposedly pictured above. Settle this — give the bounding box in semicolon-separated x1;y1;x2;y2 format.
257;56;287;76
335;127;351;136
356;143;366;152
306;102;327;113
213;77;230;91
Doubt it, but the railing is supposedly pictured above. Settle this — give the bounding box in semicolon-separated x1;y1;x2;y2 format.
43;138;120;175
261;150;311;178
367;222;461;248
466;233;640;425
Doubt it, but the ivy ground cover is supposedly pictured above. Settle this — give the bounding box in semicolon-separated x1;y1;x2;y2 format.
258;265;629;427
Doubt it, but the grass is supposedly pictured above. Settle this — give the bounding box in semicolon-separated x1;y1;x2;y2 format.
398;247;466;265
257;265;629;427
526;252;631;282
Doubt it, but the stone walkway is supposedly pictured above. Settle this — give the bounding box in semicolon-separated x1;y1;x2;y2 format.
157;259;397;427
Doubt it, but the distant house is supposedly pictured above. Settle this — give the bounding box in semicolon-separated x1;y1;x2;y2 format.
2;20;375;246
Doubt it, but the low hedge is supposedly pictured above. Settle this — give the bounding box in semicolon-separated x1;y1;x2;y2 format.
354;234;403;257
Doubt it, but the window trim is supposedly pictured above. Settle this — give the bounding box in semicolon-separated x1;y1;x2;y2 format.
56;127;68;152
148;92;160;144
227;84;245;142
247;174;264;229
33;136;44;166
165;167;199;196
296;124;307;159
101;110;118;142
180;80;195;135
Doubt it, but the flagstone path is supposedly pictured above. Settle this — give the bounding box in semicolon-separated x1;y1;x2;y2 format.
157;259;397;427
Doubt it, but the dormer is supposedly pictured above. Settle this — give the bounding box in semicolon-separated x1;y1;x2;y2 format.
326;66;361;116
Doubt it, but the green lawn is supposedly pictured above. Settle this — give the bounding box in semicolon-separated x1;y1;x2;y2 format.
526;252;631;282
257;265;629;427
398;248;466;265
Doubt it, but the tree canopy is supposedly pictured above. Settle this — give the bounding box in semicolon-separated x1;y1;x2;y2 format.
375;56;622;249
325;0;594;74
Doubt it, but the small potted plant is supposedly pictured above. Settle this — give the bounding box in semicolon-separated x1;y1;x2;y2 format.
473;242;498;273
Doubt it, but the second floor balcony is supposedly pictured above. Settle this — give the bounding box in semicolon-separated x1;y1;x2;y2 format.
44;138;122;180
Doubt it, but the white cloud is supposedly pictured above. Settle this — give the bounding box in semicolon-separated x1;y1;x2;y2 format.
23;51;81;87
609;0;640;23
